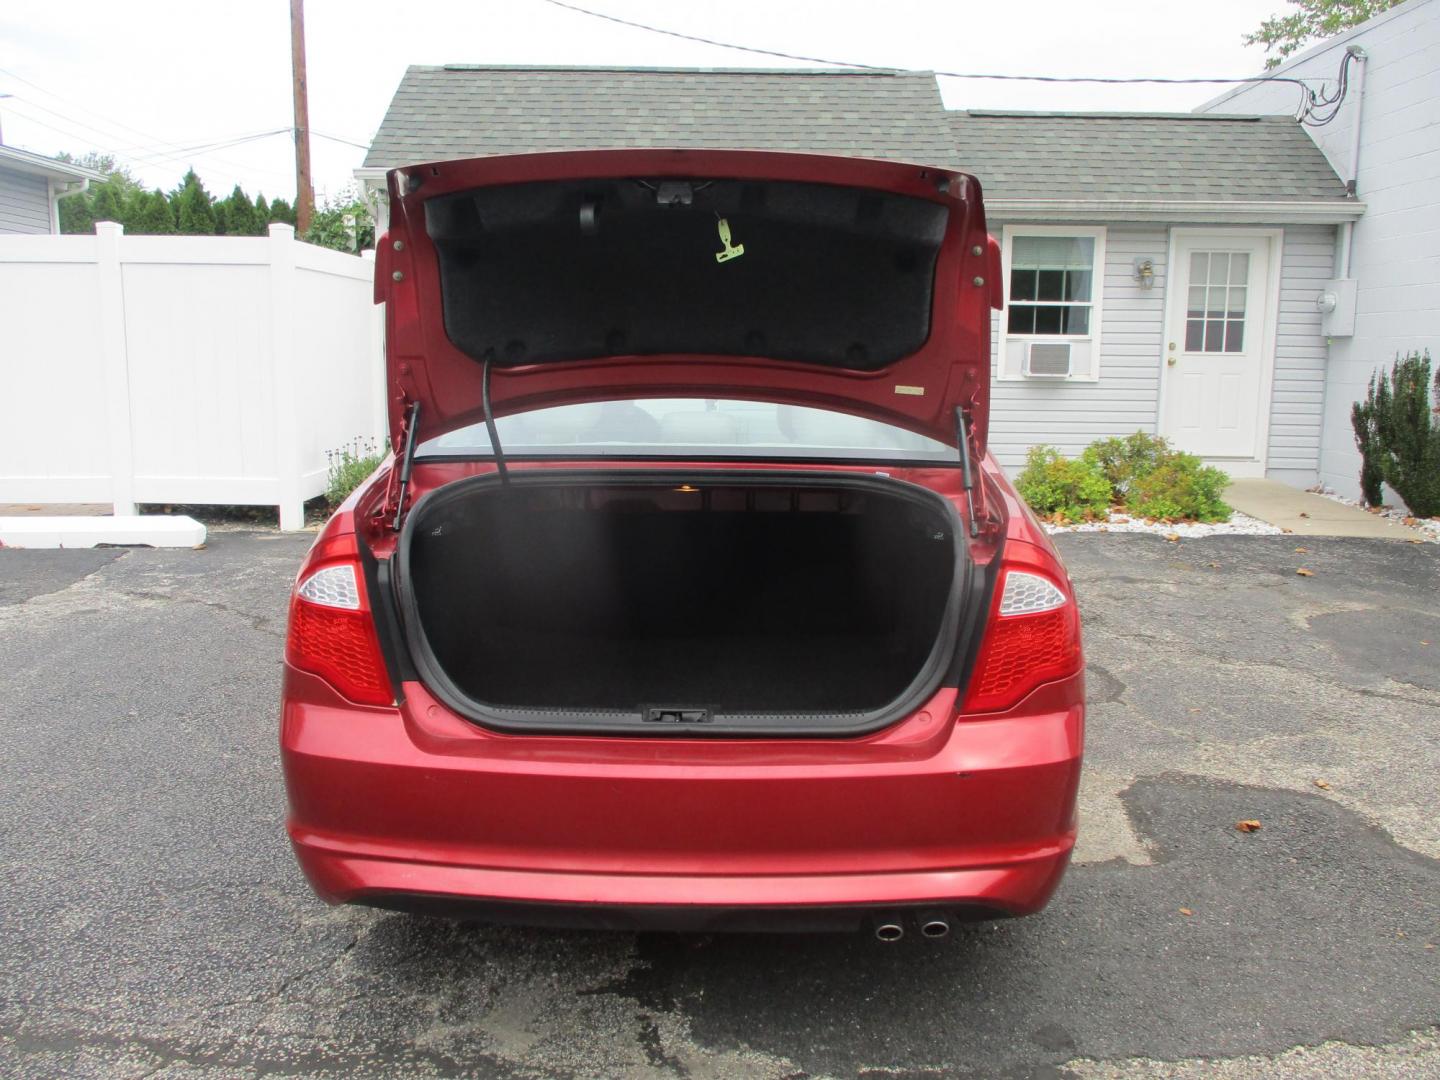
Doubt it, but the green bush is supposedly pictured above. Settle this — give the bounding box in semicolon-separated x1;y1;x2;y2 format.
1351;392;1386;507
1081;431;1174;503
1359;351;1440;517
1127;453;1231;522
325;437;385;506
1015;445;1113;522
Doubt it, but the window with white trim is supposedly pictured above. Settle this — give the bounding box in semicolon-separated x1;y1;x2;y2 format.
999;226;1106;382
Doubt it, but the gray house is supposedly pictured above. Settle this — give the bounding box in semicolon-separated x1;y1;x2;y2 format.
358;66;1363;488
0;145;102;234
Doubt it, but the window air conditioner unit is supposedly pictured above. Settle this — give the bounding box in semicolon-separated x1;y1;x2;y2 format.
1024;341;1072;378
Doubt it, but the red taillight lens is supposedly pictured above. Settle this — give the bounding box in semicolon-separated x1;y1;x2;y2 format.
962;564;1082;714
285;550;393;707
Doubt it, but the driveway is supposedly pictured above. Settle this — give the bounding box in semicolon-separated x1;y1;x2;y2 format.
1;532;1437;1079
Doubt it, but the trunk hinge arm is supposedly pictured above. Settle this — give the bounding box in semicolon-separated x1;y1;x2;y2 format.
955;405;984;538
482;355;510;485
389;399;422;531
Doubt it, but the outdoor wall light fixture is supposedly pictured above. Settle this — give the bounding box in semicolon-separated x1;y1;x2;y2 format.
1132;258;1156;288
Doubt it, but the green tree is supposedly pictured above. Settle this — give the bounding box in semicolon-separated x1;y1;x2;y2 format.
265;196;295;226
220;185;262;236
90;182;125;226
55;152;143;234
128;189;176;235
173;168;216;234
1245;0;1402;68
60;190;97;234
303;187;374;253
254;194;270;226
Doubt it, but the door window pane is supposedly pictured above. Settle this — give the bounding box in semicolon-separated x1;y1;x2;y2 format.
1183;249;1252;354
1204;321;1226;352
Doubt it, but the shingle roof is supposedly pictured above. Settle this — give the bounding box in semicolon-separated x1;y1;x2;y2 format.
364;65;955;169
363;67;1349;207
946;111;1349;202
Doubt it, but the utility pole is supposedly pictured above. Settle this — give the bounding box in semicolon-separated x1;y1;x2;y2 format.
290;0;315;234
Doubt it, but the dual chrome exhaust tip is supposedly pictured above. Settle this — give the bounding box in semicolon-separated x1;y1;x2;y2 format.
873;911;952;942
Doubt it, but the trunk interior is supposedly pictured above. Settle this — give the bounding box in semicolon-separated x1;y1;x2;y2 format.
401;474;961;725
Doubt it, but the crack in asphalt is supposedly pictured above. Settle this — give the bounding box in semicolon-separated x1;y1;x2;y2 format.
116;587;284;638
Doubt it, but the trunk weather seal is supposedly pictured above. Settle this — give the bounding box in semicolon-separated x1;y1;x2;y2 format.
394;469;972;739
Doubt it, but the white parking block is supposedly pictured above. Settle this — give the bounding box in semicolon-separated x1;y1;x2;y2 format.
0;516;207;549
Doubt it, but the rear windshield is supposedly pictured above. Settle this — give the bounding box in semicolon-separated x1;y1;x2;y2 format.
417;399;955;463
424;178;948;370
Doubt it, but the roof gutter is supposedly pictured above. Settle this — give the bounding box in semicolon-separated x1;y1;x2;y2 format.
986;197;1366;225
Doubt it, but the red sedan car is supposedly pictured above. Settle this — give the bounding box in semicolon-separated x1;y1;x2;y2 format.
281;149;1084;939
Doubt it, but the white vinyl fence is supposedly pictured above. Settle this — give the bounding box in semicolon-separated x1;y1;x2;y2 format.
0;222;386;529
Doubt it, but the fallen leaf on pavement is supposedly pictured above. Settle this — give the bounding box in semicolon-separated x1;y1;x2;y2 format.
1163;533;1181;542
1296;568;1315;576
1294;547;1308;553
1236;820;1262;833
1282;527;1294;534
1207;561;1221;568
1314;779;1330;790
1179;908;1193;916
1299;511;1310;518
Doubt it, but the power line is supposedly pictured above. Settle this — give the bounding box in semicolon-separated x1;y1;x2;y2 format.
537;0;1325;92
312;129;372;151
0;65;271;176
2;101;296;189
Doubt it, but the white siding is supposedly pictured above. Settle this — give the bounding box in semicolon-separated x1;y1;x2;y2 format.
1199;0;1440;497
0;169;52;234
988;223;1333;483
988;226;1168;470
1270;225;1335;485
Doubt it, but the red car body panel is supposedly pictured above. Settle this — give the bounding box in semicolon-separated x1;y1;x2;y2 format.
280;151;1084;932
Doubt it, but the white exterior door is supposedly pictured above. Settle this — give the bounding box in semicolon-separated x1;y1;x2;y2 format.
1160;232;1276;464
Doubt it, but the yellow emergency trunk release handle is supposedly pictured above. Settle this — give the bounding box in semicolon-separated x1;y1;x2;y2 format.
714;218;745;264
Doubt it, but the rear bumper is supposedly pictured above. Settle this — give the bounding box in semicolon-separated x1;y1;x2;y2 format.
282;670;1083;926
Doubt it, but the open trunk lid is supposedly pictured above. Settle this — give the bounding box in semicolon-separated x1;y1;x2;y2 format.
375;149;1000;453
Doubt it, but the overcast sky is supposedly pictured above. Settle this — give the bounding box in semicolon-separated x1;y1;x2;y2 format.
3;0;1300;202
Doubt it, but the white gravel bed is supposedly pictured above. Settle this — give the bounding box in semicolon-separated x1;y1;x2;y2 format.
1310;486;1440;543
1043;510;1283;538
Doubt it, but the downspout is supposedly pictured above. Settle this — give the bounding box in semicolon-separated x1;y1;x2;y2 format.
49;177;91;234
1344;45;1367;198
1335;46;1366;282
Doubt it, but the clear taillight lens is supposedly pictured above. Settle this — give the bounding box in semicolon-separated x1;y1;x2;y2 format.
997;571;1067;616
296;565;361;609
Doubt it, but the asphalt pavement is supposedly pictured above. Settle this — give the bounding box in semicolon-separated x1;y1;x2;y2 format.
1;530;1437;1079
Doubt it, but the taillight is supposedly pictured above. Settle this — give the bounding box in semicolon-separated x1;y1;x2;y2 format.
962;556;1082;714
285;534;393;706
